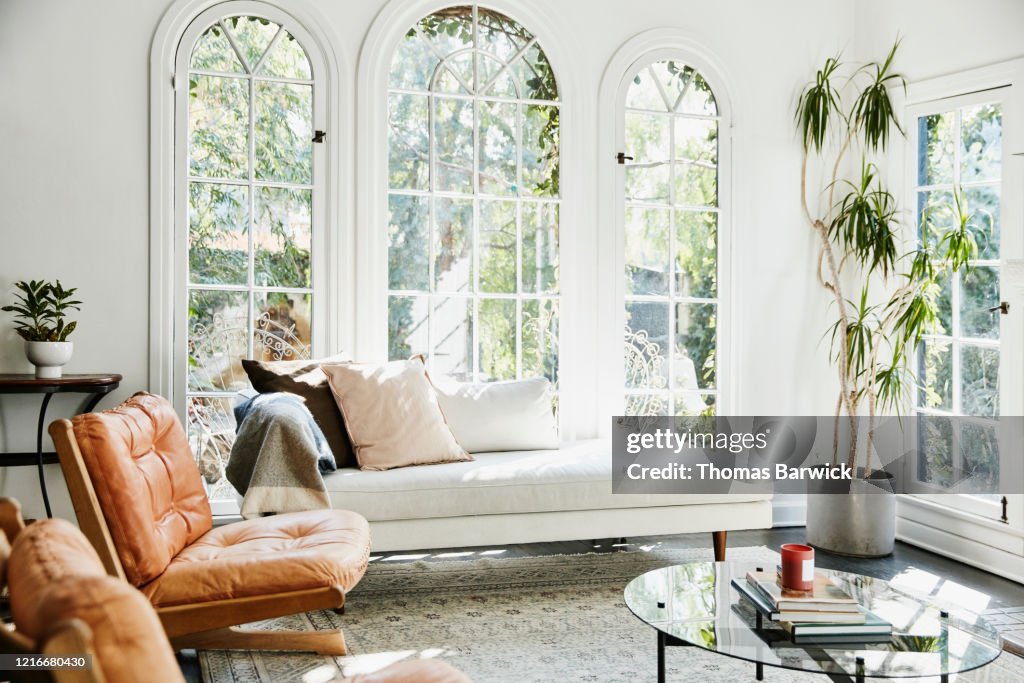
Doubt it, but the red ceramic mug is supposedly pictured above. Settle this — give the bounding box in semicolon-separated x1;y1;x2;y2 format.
780;543;815;591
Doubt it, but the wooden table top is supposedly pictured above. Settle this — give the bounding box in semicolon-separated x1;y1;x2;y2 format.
0;373;123;389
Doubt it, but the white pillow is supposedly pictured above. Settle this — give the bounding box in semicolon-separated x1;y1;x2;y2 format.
433;377;559;453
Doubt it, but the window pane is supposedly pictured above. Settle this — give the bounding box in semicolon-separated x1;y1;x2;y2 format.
674;118;717;207
626;66;668;111
187;289;249;392
917;112;954;186
960;422;999;493
675;211;717;299
225;15;277;71
625;207;669;296
254;186;311;288
188;182;248;286
917;415;954;487
388;295;428;360
389;28;435;91
479;199;517;293
431;296;473;380
625;111;670;204
522;104;559;197
961;103;1001;182
253;291;311;361
512;42;557;101
522;298;558;382
961;345;999;417
388;194;429;291
521;201;558;294
918;339;952;410
258;30;311;80
626;393;669;416
434;197;473;293
478;298;516;380
479;99;517;195
254;81;312;184
417;8;473;60
932;270;952;336
476;9;528;61
675;303;716;390
189;75;248;179
625;302;669;389
388;93;429;190
675;393;715;417
434;97;473;193
434;53;473;94
960;266;1000;340
963;185;1000;261
478;54;517;98
190;24;244;72
186;395;237;488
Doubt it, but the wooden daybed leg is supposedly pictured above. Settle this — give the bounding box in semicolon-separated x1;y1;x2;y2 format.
171;626;348;656
712;530;727;562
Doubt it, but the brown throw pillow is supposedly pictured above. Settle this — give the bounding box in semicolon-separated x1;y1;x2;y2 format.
242;354;356;468
321;358;472;471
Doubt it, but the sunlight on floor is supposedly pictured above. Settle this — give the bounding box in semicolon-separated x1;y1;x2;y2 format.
335;649;449;678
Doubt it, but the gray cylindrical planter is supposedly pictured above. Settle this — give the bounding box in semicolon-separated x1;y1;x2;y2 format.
806;467;896;558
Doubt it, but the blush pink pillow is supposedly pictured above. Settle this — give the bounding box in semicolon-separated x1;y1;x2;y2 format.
321;359;471;471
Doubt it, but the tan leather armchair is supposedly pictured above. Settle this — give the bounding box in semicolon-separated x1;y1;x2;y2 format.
0;498;185;683
0;498;472;683
49;392;372;655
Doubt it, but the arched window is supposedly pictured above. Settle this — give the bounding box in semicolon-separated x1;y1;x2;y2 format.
386;5;560;386
621;60;721;416
175;7;325;505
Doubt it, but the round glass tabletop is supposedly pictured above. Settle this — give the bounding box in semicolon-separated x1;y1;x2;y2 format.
624;562;1002;680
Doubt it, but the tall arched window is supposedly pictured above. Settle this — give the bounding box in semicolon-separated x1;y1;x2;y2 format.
387;5;560;386
176;6;325;505
622;60;721;416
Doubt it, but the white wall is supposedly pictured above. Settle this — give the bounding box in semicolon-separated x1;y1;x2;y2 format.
0;0;880;521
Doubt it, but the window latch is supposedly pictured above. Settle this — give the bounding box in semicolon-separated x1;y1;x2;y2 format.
988;301;1010;315
616;152;634;164
312;130;326;143
1001;496;1008;523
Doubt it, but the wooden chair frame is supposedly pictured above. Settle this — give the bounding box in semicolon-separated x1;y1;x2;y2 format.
49;420;350;655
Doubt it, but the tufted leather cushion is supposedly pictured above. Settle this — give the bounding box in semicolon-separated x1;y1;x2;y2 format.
71;392;212;586
8;518;106;638
7;518;183;683
142;509;371;607
341;660;473;683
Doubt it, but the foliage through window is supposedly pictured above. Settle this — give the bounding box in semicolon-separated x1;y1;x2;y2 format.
387;5;560;387
914;100;1002;495
622;60;720;416
183;13;318;501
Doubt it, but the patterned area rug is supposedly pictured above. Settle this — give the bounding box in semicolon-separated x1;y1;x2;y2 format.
199;546;1024;682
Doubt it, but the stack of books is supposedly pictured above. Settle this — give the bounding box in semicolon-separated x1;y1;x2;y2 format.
732;569;892;644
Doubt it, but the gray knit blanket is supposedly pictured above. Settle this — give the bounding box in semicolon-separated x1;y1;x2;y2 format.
226;393;337;519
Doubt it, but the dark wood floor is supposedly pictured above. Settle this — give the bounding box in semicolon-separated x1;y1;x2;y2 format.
178;528;1024;681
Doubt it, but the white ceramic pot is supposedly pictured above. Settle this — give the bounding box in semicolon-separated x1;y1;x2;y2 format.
25;341;73;379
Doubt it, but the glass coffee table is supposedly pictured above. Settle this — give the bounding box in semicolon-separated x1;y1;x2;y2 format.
624;562;1002;682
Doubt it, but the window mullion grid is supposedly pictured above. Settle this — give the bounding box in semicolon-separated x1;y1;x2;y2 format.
667;105;677;415
471;90;481;382
515;100;524;380
246;69;256;360
426;86;437;370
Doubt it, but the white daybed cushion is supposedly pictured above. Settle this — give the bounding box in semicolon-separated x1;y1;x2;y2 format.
433;377;559;453
320;439;771;522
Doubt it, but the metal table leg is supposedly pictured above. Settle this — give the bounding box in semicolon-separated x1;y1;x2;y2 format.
35;393;54;518
657;630;666;683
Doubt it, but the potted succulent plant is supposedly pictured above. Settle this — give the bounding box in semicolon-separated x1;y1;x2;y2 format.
1;280;82;378
796;44;976;556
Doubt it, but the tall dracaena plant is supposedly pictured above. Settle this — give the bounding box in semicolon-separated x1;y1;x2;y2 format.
797;42;977;474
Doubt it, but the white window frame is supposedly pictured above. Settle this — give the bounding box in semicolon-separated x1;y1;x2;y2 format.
385;5;561;385
596;31;735;429
896;59;1024;582
358;0;586;438
149;0;348;406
